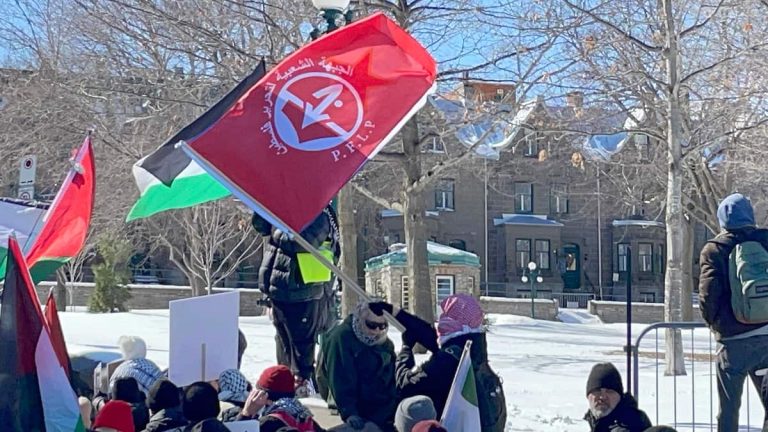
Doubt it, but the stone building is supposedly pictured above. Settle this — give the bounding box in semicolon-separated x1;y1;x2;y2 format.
364;242;480;314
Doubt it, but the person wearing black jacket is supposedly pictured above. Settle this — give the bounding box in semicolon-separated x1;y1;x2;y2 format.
111;376;151;432
699;193;768;432
583;363;651;432
251;204;340;395
143;379;187;432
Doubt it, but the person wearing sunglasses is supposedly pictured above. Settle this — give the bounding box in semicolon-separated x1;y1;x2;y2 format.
316;301;397;432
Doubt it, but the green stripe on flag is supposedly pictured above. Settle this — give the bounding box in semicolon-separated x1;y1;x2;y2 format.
461;362;479;406
127;172;230;221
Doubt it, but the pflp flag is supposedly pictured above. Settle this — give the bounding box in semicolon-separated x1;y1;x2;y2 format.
182;12;437;232
440;340;482;431
24;135;95;283
0;236;85;432
126;60;267;221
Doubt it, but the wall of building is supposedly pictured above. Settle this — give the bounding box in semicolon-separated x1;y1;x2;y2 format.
480;296;559;321
35;282;266;316
588;300;704;324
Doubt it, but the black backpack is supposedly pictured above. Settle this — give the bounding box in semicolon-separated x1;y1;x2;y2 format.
445;346;507;432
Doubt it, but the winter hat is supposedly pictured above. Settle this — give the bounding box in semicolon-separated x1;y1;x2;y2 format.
147;378;180;412
412;420;447;432
183;382;221;423
93;400;135;432
118;335;147;360
190;418;231;432
717;193;755;231
352;301;389;346
437;293;484;344
395;396;437;432
218;368;250;403
586;363;624;396
257;365;295;399
111;376;143;403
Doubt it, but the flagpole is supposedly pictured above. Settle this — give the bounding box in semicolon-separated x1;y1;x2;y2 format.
178;142;405;332
439;339;473;424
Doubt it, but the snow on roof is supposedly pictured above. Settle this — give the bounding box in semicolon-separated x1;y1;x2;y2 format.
380;209;439;218
612;219;665;228
493;214;564;227
365;241;480;270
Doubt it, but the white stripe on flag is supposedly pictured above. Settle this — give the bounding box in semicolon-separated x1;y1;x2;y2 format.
36;327;82;432
440;340;481;431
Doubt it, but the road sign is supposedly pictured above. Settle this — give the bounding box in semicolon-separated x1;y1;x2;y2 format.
18;185;35;200
19;155;37;187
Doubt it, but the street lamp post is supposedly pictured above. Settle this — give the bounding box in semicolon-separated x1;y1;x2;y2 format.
521;261;544;319
310;0;354;39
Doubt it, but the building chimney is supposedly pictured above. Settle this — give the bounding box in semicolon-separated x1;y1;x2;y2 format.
566;91;584;108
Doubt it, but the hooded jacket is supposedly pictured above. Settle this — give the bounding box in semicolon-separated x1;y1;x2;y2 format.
143;408;188;432
583;394;652;432
252;205;340;303
396;331;488;418
699;228;768;340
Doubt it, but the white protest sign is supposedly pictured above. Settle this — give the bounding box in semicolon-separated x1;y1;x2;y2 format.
169;290;239;386
226;420;260;432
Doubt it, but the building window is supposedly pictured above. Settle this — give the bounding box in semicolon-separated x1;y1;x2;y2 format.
640;292;656;303
550;183;569;214
535;240;550;270
435;179;455;211
617;243;629;273
638;243;653;273
516;239;531;270
635;134;650;160
374;279;387;301
436;275;455;309
655;244;665;274
449;239;466;251
468;276;475;293
425;136;446;153
523;129;539;157
515;182;533;213
401;276;410;311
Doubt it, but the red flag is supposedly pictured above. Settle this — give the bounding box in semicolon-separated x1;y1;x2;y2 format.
183;12;436;231
44;289;71;376
25;135;95;282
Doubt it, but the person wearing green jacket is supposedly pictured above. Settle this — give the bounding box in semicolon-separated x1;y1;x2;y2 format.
317;301;397;432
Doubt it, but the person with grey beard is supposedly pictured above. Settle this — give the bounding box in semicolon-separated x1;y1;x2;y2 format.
316;301;397;432
583;363;651;432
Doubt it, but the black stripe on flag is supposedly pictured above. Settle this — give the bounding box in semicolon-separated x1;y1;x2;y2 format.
140;60;267;186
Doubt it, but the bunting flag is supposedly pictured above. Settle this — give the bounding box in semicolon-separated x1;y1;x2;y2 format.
44;289;72;377
126;60;267;221
181;12;437;232
0;236;85;432
440;341;482;431
0;197;48;276
23;135;95;283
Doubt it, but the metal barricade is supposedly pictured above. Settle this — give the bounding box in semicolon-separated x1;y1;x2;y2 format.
631;322;764;431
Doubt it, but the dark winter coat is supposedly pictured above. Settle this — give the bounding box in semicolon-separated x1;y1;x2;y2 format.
316;315;397;428
131;400;151;432
252;205;340;303
583;394;652;432
396;331;488;417
219;401;245;423
142;407;188;432
699;228;768;340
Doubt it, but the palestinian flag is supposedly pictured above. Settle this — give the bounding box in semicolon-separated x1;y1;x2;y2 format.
0;197;48;276
126;60;267;221
23;135;95;283
440;341;481;431
44;289;72;377
0;236;86;432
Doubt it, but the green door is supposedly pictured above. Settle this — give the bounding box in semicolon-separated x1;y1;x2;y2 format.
562;244;581;290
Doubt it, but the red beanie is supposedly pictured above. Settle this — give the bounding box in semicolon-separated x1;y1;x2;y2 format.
412;420;447;432
93;400;135;432
257;365;295;394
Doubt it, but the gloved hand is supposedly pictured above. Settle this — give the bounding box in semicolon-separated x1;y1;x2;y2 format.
396;309;440;353
402;330;419;348
346;415;367;430
368;301;394;317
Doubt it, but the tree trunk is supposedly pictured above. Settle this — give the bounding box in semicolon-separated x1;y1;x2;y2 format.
190;275;207;297
55;268;68;312
662;0;686;376
403;118;434;323
681;217;694;321
338;184;359;316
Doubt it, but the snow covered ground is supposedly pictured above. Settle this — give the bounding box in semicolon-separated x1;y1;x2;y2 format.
60;308;765;432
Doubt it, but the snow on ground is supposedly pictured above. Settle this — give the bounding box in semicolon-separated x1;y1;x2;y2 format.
61;309;765;432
